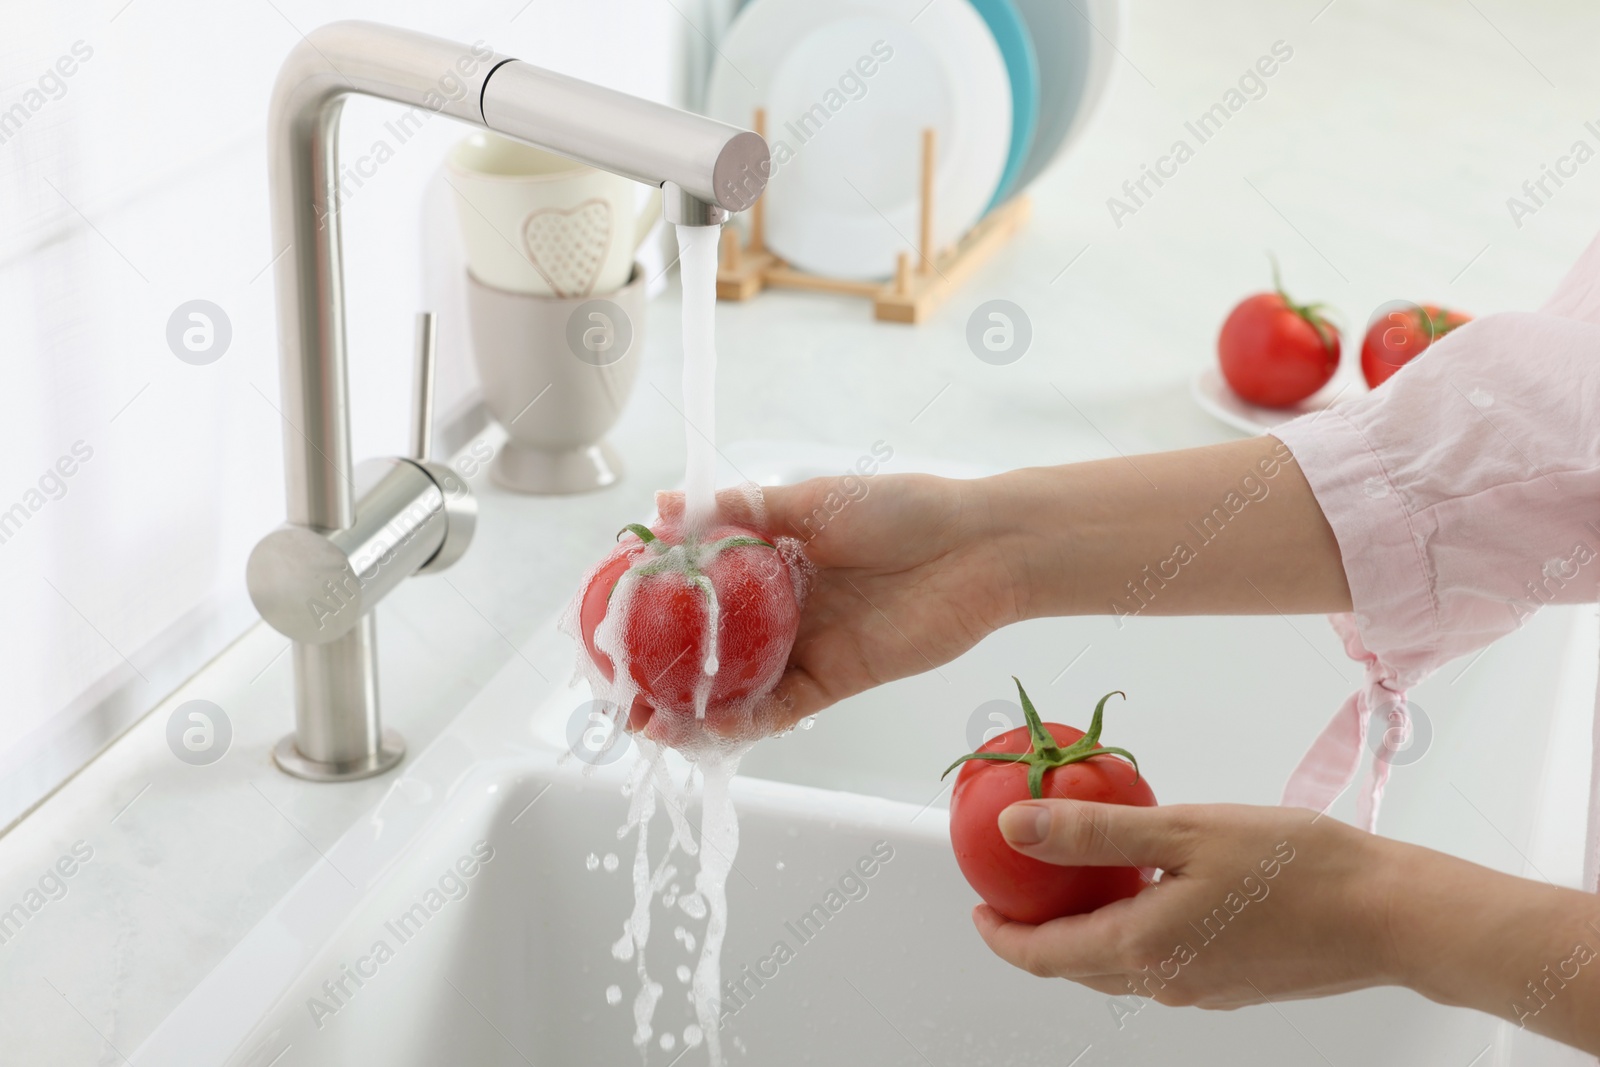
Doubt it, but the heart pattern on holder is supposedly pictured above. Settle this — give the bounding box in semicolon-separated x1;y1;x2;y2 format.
521;199;614;298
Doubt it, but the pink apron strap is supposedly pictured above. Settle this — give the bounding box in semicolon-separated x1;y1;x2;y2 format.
1282;614;1411;833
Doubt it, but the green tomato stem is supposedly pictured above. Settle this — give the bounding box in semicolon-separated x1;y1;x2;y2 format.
941;679;1140;800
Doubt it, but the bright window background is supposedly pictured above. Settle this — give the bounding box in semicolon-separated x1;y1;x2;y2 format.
0;0;691;828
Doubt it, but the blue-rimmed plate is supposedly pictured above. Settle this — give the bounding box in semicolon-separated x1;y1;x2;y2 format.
968;0;1039;208
1010;0;1122;191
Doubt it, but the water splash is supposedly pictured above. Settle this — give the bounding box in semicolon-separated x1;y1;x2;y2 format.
689;753;741;1067
608;742;746;1066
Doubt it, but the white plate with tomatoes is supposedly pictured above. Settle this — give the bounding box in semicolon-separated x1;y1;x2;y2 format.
1197;261;1471;435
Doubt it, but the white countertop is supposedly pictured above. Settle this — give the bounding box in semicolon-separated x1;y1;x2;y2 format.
6;0;1600;1059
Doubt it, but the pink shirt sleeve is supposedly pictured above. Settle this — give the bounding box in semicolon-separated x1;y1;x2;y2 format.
1271;234;1600;835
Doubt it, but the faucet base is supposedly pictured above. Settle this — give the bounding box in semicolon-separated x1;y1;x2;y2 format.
272;729;406;782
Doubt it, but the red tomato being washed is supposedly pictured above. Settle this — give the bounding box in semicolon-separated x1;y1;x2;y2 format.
946;680;1157;925
576;521;800;733
1218;261;1340;408
1361;304;1471;388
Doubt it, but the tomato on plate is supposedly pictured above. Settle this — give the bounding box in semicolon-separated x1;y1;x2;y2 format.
1360;303;1470;388
1218;261;1340;408
946;679;1157;924
576;521;800;733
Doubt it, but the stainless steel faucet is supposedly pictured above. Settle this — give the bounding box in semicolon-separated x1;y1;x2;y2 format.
247;21;769;781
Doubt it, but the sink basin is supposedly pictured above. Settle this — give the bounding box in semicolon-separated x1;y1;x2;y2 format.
132;444;1593;1067
130;754;1574;1067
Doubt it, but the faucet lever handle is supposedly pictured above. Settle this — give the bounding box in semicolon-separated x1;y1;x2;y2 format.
410;311;437;463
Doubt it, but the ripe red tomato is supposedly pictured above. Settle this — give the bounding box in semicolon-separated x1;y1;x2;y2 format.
1218;264;1340;408
576;521;800;732
947;681;1157;925
1361;304;1470;388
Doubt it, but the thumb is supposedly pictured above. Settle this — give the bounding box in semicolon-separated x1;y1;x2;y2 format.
998;800;1190;871
653;489;684;523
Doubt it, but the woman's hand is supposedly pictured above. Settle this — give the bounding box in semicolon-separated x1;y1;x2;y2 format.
975;798;1600;1054
973;801;1396;1007
657;472;1026;732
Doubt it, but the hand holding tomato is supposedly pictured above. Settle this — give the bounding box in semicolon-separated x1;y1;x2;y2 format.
972;800;1404;1009
1218;261;1340;408
1361;303;1471;388
653;478;1026;734
946;680;1157;924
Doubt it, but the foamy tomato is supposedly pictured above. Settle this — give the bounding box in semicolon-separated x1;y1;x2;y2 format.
577;522;801;729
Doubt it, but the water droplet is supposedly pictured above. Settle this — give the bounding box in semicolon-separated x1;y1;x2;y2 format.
661;1033;676;1051
1545;557;1579;581
677;964;692;983
1468;388;1493;408
683;1025;704;1048
602;852;619;872
585;853;600;871
799;715;817;730
1362;476;1390;499
606;985;623;1006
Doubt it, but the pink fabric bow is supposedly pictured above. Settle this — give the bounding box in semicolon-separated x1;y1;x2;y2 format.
1282;613;1426;831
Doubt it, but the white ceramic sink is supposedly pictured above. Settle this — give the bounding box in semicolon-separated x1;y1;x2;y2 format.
132;445;1593;1067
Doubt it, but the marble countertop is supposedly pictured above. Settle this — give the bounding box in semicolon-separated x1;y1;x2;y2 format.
5;0;1600;1059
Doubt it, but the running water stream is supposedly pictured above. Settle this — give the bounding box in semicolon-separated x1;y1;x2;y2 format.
677;223;721;534
602;223;744;1065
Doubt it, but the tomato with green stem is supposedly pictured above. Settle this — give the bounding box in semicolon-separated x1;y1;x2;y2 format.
576;521;801;734
945;679;1158;924
1218;258;1341;408
1361;303;1471;388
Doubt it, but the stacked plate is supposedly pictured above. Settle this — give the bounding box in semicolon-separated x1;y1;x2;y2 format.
707;0;1121;280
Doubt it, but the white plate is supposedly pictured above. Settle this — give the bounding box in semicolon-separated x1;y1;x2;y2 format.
1010;0;1121;190
1191;366;1352;435
707;0;1012;280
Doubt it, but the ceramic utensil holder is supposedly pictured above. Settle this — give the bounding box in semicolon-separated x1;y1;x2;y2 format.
467;262;644;494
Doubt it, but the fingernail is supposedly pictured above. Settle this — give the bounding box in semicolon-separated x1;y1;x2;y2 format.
999;803;1050;846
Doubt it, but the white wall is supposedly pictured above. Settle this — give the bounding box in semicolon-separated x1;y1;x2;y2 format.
0;0;689;825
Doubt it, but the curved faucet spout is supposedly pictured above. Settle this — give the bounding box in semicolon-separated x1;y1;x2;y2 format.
261;20;768;778
268;19;766;530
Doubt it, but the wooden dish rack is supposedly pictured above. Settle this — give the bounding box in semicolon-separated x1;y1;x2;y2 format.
716;109;1031;324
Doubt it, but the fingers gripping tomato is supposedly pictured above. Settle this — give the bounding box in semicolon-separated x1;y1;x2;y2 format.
946;680;1157;924
575;521;801;731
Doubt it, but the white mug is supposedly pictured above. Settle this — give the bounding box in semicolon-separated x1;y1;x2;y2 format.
446;132;659;297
